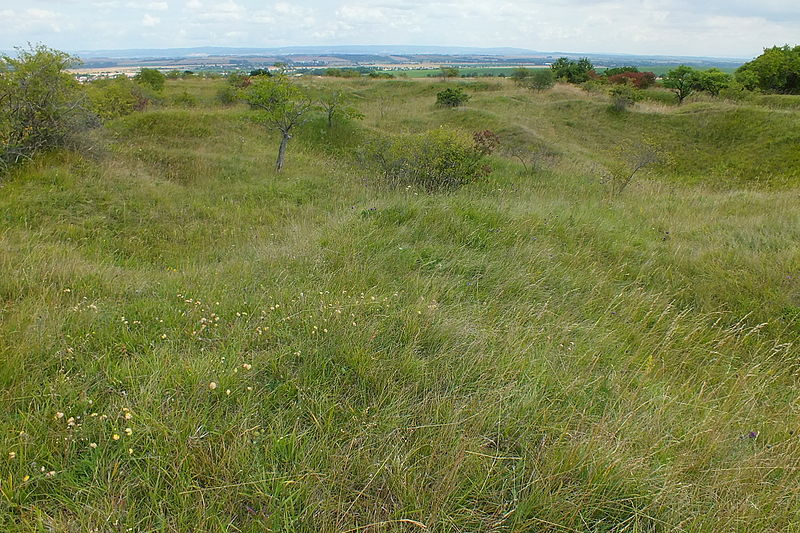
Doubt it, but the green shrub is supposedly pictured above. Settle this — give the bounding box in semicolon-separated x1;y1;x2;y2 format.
360;128;491;192
1;45;97;173
436;87;470;107
87;76;156;121
134;68;166;92
608;84;642;112
582;79;609;94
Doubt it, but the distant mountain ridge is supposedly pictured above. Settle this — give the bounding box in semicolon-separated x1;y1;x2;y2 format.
68;45;748;63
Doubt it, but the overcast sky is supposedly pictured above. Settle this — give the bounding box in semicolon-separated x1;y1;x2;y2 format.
1;0;798;58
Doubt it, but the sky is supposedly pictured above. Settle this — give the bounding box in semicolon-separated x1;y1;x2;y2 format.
1;0;798;58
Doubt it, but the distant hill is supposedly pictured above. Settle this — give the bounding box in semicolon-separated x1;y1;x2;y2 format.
73;45;541;59
70;45;748;64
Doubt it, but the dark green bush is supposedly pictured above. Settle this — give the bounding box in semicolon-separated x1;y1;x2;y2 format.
436;87;470;107
368;71;394;79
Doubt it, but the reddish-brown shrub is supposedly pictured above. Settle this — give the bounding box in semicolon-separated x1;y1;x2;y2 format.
473;130;500;156
608;71;656;89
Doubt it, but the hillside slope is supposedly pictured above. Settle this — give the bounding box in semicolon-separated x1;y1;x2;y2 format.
1;78;799;532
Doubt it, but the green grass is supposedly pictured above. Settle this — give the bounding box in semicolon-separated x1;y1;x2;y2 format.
0;77;799;532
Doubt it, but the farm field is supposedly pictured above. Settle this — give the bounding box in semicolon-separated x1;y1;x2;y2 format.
1;76;800;532
380;66;739;79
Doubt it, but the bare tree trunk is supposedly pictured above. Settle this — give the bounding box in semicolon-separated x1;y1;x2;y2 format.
275;132;289;172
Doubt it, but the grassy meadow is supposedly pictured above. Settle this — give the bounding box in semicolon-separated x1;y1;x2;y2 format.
1;76;799;531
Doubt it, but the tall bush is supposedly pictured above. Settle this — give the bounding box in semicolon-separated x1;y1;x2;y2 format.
1;45;95;173
736;45;800;93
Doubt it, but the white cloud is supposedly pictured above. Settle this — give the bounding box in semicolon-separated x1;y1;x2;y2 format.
0;8;66;33
142;13;161;26
126;1;169;9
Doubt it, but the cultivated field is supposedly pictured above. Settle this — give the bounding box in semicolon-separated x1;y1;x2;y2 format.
1;77;799;531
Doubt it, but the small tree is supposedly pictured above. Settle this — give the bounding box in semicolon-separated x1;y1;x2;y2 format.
436;87;470;107
134;68;166;92
695;68;732;97
440;66;460;81
511;67;531;86
318;89;363;127
525;69;555;92
551;57;595;83
243;74;314;172
662;65;701;105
